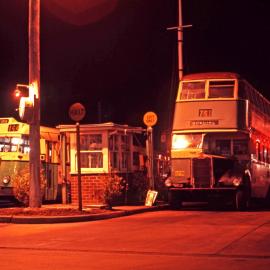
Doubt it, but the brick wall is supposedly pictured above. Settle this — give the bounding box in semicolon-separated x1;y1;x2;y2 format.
68;172;148;206
69;174;107;205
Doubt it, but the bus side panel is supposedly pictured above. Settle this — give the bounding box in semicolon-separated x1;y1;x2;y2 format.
251;161;270;198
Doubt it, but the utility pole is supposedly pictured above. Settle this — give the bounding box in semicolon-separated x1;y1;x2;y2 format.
167;0;192;80
29;0;41;208
177;0;183;81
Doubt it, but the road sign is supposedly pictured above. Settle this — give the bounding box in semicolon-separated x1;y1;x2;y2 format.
143;111;158;127
69;103;86;122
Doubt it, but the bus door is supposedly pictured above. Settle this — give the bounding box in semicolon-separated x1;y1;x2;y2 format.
43;140;58;201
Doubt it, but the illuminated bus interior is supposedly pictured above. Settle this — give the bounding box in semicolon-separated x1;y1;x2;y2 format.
0;135;30;153
172;133;204;150
172;132;249;158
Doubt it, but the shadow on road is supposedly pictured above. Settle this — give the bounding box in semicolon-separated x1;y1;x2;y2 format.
175;200;270;212
0;199;21;208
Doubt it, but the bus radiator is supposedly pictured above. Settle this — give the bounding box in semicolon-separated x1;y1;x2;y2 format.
193;158;211;188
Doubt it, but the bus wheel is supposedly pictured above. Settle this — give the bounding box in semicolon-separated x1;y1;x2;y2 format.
264;187;270;209
168;191;182;209
233;189;250;211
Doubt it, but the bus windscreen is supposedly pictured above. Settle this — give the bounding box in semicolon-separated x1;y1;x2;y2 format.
172;134;204;150
208;80;235;98
180;82;205;100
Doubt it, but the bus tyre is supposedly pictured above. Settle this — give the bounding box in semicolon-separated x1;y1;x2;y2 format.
265;188;270;209
168;191;182;209
233;189;250;211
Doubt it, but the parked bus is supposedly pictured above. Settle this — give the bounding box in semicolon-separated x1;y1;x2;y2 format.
165;72;270;210
0;117;60;201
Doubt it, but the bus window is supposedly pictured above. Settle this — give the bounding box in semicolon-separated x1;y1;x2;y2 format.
267;148;270;163
172;134;203;149
21;135;30;154
256;141;261;161
208;81;235;98
0;137;23;152
263;146;268;162
180;82;205;100
215;140;231;156
233;140;248;155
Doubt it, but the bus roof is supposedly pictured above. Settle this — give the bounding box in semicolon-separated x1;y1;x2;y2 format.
182;72;241;80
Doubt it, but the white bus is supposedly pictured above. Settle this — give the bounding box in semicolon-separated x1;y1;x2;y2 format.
166;72;270;210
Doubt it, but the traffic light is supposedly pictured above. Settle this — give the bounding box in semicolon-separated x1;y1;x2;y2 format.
14;83;36;123
14;86;29;98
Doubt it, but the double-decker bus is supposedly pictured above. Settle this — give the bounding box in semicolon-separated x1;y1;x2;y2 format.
0;117;60;201
165;72;270;210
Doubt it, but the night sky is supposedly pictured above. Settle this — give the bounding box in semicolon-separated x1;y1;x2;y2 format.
0;0;270;140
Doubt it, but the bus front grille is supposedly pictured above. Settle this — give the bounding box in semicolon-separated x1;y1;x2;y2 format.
193;158;211;188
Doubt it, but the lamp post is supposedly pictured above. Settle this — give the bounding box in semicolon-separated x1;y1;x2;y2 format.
28;0;41;208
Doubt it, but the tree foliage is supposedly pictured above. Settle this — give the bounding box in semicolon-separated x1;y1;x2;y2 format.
12;166;46;206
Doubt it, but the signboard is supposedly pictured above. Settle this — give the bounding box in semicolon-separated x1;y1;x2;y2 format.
145;190;158;206
172;100;245;130
69;103;86;122
143;111;158;127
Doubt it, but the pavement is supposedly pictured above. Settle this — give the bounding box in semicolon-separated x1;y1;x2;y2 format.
0;203;169;224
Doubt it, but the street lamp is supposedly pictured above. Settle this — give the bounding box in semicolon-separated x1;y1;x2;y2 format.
14;82;38;123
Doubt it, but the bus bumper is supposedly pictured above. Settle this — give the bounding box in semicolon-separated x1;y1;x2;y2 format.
0;186;14;198
168;187;238;202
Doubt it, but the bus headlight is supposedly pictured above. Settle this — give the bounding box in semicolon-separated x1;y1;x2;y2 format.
165;178;172;187
2;176;11;185
232;177;242;187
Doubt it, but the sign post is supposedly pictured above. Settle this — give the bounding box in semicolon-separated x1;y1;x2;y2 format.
69;102;86;211
143;111;158;206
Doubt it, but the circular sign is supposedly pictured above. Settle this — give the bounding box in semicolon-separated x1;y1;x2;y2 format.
69;103;86;122
143;111;158;127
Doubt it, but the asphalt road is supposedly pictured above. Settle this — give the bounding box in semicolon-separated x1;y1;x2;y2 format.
1;206;270;270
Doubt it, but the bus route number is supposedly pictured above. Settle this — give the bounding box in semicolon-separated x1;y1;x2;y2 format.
199;109;212;117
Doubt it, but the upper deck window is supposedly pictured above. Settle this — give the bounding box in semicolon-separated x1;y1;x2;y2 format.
180;82;205;100
208;80;235;98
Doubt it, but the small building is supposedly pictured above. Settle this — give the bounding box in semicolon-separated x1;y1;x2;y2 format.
57;122;147;206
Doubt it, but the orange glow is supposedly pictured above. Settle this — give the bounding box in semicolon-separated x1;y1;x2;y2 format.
43;0;119;25
172;135;190;149
14;89;21;98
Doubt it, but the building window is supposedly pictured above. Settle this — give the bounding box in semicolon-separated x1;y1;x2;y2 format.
81;134;102;150
79;134;103;169
80;152;103;168
122;152;129;169
110;151;118;170
121;135;130;170
133;152;140;166
109;135;118;169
